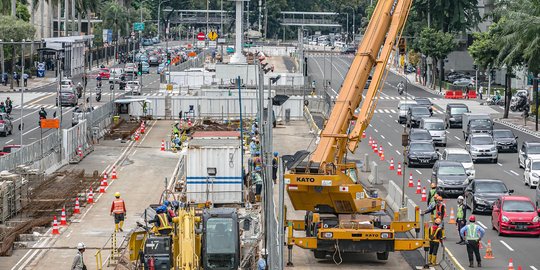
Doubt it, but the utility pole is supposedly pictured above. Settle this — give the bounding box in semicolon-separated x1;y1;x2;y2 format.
534;77;538;131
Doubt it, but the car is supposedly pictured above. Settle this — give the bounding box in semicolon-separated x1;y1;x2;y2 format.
398;100;417;124
491;195;540;236
493;129;518;152
419;118;447;146
406;106;431;128
109;68;125;84
139;55;149;63
148;55;160;66
157;63;167;74
444;103;469;128
408;128;433;145
0;112;13;136
57;89;78;107
431;161;470;197
518;141;540;168
524;158;540;188
125;63;137;74
98;68;110;80
441;148;475;179
125;81;141;95
405;141;438;168
414;97;433;114
141;61;150;74
536;183;540;208
465;179;512;213
60;79;74;91
142;39;153;46
452;77;474;87
0;144;21;156
466;133;498;163
71;107;93;127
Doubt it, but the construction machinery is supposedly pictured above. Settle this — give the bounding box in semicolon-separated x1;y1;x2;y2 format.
128;205;240;270
284;0;429;263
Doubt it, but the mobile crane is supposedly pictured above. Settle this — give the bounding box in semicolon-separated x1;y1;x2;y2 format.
284;0;429;263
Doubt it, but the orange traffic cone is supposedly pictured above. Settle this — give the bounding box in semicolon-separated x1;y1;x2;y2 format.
448;207;456;224
161;140;166;151
362;131;366;139
78;145;83;158
479;241;483;249
484;240;494;259
408;173;414;187
416;179;422;194
397;163;402;176
135;132;140;141
378;146;383;157
74;198;81;214
373;142;378;153
369;136;373;147
140;122;145;134
111;167;118;180
99;181;106;193
60;206;67;226
52;216;60;235
421;187;427;202
389;158;395;170
508;258;515;270
102;173;108;187
380;152;385;161
188;119;192;127
87;188;94;204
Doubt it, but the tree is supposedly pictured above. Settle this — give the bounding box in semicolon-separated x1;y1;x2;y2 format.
0;15;35;41
416;27;455;89
16;1;30;22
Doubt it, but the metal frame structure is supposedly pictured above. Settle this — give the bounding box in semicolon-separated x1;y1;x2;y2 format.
280;11;341;27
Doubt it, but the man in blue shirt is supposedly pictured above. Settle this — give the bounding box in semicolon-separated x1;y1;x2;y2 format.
257;249;267;270
460;215;485;268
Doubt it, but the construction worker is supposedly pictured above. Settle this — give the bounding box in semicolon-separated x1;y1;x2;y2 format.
172;121;180;136
252;166;263;202
110;192;126;232
163;200;176;218
460;215;485;268
423;195;446;224
427;218;444;266
150;205;173;236
70;242;86;270
456;195;467;245
272;152;279;184
427;182;438;206
257;249;267;270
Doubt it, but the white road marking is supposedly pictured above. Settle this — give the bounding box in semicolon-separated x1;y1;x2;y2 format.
497;163;503;166
530;266;538;270
476;221;487;229
415;169;422;175
499;240;514;251
395;150;401;155
381;135;386;139
5;139;13;144
509;170;519;176
454;136;461;141
374;129;378;133
389;115;393;118
388;142;393;147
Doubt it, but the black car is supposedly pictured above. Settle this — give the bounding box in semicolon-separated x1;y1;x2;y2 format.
493;129;518;153
431;161;469;197
445;103;469;128
405;141;439;168
406;106;431;128
414;97;433;114
409;128;434;144
464;179;513;213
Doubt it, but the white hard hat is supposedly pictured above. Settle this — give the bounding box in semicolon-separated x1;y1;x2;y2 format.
260;248;267;255
457;196;464;200
77;242;86;250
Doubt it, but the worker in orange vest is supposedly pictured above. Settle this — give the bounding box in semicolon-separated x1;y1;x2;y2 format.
427;218;444;266
110;192;126;232
423;195;446;224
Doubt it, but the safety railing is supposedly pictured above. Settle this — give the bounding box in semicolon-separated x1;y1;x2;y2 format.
439;247;465;270
94;232;118;270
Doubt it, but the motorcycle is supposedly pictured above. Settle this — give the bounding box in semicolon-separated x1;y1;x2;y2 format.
486;96;504;106
510;95;528;112
397;83;405;95
96;88;102;102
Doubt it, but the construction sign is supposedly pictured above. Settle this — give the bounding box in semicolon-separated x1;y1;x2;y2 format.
208;31;218;41
40;119;60;129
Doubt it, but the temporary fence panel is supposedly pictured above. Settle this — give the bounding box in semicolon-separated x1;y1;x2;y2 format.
245;46;297;56
63;119;89;162
185;137;243;204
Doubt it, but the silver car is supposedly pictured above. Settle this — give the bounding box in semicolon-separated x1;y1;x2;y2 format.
0;112;13;136
398;100;417;124
466;134;498;163
57;89;78;107
419;118;447;146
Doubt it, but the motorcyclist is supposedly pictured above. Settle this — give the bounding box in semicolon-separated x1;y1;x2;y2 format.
5;97;12;114
397;81;405;95
76;82;83;98
96;75;102;88
39;107;47;119
495;91;501;101
0;102;5;113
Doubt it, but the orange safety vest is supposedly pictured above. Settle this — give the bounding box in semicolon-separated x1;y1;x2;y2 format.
112;199;126;214
436;203;445;220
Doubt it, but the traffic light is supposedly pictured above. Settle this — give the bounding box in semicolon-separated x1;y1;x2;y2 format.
167;52;171;64
138;62;142;75
398;38;406;55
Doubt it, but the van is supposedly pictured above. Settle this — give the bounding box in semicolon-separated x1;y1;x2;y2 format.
419;118;447;146
445;103;469;128
462;113;492;140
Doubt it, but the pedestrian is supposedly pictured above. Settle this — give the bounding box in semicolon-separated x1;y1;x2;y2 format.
82;74;88;88
460;215;485;268
252;166;263;202
272;152;279;184
455;196;467;245
13;72;19;87
257;249;267;270
110;192;126;232
249;137;258;156
0;102;5;113
70;242;86;270
427;218;444;266
465;86;470;99
423;195;446;224
427;182;438;207
23;73;29;87
478;86;484;100
2;73;7;86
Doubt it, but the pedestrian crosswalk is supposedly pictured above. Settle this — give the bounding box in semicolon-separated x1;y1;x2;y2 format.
374;108;444;114
304;95;442;101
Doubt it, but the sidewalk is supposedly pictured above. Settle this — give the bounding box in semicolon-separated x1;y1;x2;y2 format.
20;120;180;270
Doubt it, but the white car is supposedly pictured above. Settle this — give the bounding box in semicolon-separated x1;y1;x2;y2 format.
60;79;74;91
524;158;540;188
125;81;141;95
441;148;475;179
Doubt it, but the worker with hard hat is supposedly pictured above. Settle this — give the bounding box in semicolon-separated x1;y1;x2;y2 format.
455;195;467;245
252;166;263;202
150;205;173;236
423;194;446;223
172;121;180;136
70;242;86;270
272;152;279;184
460;215;485;267
427;182;438;207
257;248;267;270
427;218;444;266
110;192;127;232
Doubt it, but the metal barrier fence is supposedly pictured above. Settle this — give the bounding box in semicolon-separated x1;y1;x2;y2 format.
0;131;60;172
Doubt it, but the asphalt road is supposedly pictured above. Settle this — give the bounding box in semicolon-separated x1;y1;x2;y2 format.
307;54;540;270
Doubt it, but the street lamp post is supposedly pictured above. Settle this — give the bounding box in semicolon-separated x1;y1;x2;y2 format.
157;0;171;40
344;6;355;43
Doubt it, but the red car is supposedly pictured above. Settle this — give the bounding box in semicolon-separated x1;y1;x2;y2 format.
99;68;111;79
0;144;21;156
491;195;540;236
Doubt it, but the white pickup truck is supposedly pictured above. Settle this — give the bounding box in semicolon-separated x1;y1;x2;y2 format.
125;81;141;95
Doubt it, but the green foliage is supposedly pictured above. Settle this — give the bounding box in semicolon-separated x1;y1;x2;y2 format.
408;50;421;67
416;27;455;61
16;1;30;22
410;0;481;32
468;30;498;70
0;15;35;41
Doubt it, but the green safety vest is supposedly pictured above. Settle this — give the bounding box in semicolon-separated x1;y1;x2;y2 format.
457;205;464;219
466;224;479;240
429;189;436;203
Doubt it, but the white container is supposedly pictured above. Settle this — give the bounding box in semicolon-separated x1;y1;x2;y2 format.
185;131;243;204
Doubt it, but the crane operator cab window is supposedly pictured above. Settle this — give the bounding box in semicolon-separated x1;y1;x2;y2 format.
204;218;237;269
345;168;359;184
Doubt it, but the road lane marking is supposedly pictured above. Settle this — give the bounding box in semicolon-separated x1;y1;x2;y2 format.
27;93;55;105
395;150;401;155
5;139;13;144
531;266;538;270
476;221;487;229
415;169;422;175
509;170;519;176
499;240;514;251
454;136;461;141
497;163;503;166
388;142;393;147
374;128;378;132
381;135;386;139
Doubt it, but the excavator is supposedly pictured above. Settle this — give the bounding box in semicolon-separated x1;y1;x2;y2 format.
284;0;429;263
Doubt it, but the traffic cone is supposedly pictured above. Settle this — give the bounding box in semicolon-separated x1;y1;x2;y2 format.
380;151;385;161
74;198;81;214
111;167;118;180
408;173;414;187
508;258;515;270
78;145;83;158
448;208;456;224
99;180;106;193
479;241;483;249
421;187;427;202
373;142;378;153
60;206;67;226
369;136;373;147
87;189;94;204
102;173;108;187
52;216;60;235
362;131;366;139
416;180;422;194
397;163;402;176
484;240;494;259
161;140;165;151
378;146;383;157
135;132;140;141
188;119;192;127
140;122;145;134
389;158;395;170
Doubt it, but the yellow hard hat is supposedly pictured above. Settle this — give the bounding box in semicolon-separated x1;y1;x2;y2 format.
434;218;442;224
114;192;120;197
